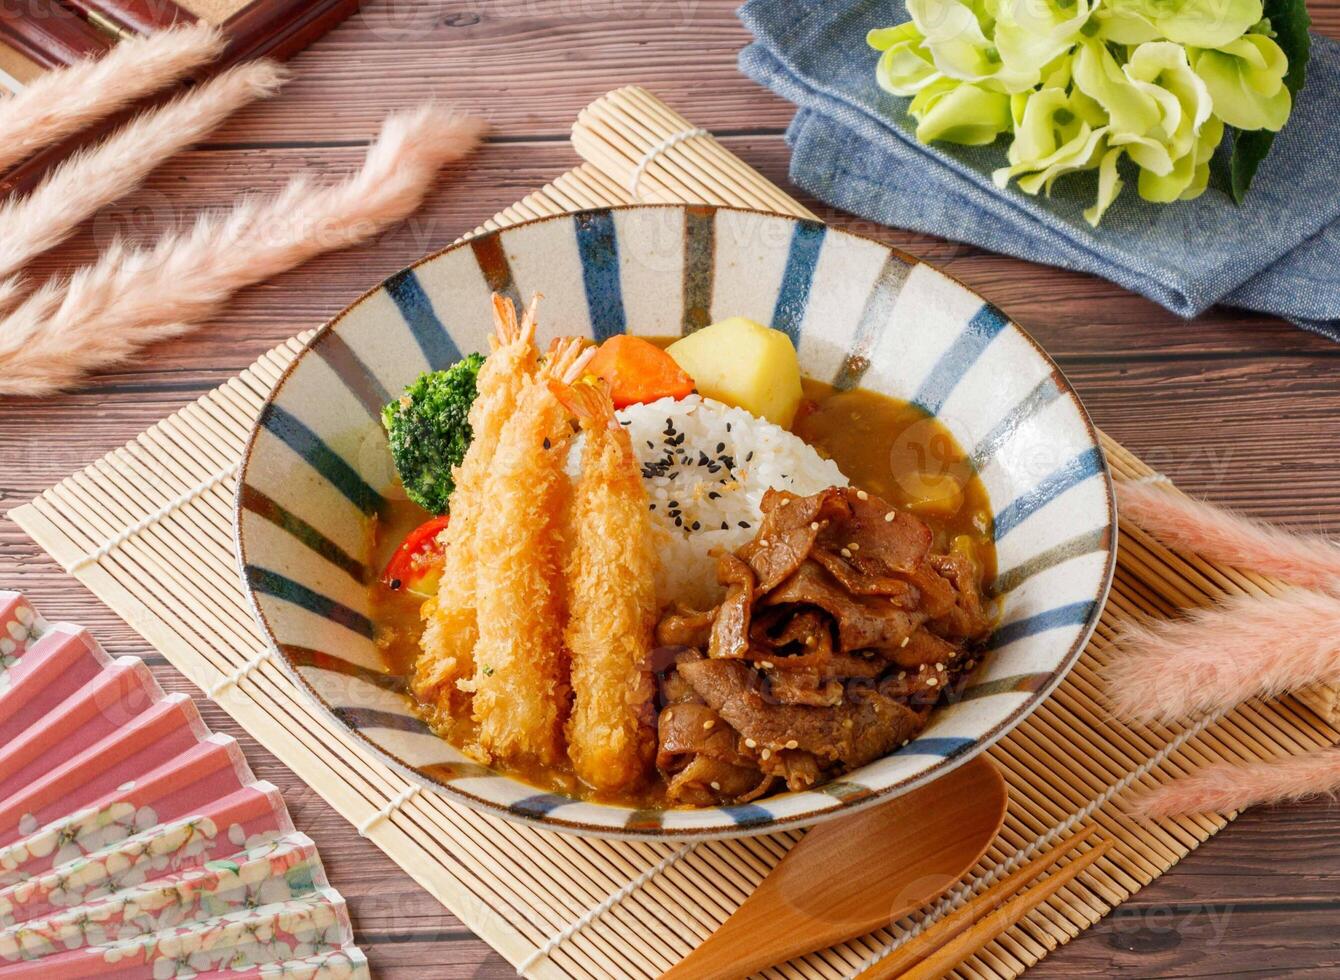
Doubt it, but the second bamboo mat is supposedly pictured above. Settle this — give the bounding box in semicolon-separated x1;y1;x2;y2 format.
12;87;1340;980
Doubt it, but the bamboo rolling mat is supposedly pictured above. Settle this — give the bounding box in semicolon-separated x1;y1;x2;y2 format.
12;87;1340;979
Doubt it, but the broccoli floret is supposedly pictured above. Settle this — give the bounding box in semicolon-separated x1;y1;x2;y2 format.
382;352;485;514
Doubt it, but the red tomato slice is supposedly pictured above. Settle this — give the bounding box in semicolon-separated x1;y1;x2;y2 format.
382;514;450;598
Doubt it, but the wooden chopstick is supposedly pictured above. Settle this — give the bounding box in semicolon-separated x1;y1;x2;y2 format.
889;838;1115;980
854;827;1108;979
857;826;1099;978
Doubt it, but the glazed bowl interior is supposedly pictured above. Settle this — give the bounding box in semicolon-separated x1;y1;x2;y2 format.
236;205;1115;839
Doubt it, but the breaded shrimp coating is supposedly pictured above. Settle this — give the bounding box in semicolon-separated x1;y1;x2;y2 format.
467;339;594;765
414;294;540;718
554;380;658;791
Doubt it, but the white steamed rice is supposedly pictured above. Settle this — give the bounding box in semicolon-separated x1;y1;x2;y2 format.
568;394;847;609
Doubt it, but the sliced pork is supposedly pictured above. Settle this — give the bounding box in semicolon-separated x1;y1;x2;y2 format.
653;486;994;803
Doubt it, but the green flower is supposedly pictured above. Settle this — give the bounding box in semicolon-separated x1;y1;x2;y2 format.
993;0;1094;82
1119;42;1214;185
993;103;1107;194
1072;39;1163;137
869;23;940;96
995;40;1220;224
993;65;1107;189
868;18;1014;145
1073;39;1214;199
866;0;1300;225
909;76;1014;144
1093;0;1263;47
1083;147;1126;225
1091;0;1163;43
904;0;1038;92
1193;33;1292;130
1135;117;1216;202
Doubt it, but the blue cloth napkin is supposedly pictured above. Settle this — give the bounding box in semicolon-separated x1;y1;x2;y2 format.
739;0;1340;339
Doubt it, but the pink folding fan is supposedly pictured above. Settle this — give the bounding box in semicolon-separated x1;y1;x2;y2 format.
0;590;370;978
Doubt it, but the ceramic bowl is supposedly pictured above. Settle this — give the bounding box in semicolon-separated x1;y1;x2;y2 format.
235;205;1116;839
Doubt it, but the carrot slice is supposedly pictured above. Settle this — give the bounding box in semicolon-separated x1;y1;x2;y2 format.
586;335;695;408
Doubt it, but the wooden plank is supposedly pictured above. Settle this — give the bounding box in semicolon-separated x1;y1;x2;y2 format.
1028;904;1340;978
3;1;1340;975
191;0;1340;143
202;0;799;142
0;0;360;199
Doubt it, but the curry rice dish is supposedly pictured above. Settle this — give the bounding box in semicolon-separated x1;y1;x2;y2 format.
371;295;997;808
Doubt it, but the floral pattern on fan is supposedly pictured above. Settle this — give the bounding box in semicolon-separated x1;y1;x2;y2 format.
0;815;273;926
0;593;45;691
257;951;369;979
0;833;321;959
3;799;166;885
95;891;350;978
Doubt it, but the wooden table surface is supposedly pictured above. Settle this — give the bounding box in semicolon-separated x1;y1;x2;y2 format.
3;2;1339;976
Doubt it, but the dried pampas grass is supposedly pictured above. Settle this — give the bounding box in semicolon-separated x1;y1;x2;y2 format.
0;60;287;287
1134;748;1340;818
1117;480;1340;595
0;104;485;397
1105;589;1340;724
1111;480;1340;817
0;24;224;173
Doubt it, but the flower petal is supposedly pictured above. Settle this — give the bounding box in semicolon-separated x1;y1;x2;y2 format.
912;79;1014;144
993;0;1093;83
871;24;942;95
1194;35;1292;130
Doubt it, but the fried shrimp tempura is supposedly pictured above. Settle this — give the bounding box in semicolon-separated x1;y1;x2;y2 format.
552;379;658;792
413;294;540;718
467;338;594;765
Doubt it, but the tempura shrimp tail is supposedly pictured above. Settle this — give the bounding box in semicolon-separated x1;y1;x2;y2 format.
551;377;617;430
559;380;659;792
544;336;595;385
489;293;518;350
519;292;541;341
489;291;537;351
413;293;541;716
467;368;577;766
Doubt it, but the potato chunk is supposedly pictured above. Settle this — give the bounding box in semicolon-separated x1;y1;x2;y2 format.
666;317;803;427
900;473;964;518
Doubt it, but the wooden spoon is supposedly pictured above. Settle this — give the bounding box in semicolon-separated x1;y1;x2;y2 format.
660;756;1007;980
